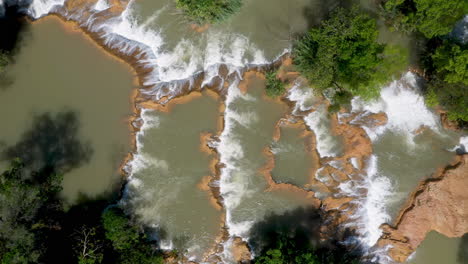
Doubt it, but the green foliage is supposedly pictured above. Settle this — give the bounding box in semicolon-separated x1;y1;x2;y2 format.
102;207;140;251
381;0;468;38
423;40;468;122
431;41;468;85
175;0;242;24
253;236;361;264
293;6;407;100
0;159;63;264
265;71;286;98
427;79;468;122
101;207;163;264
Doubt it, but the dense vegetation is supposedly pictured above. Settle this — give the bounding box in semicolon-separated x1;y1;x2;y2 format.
424;40;468;122
0;160;63;263
265;70;286;98
378;0;467;123
0;159;164;264
253;238;360;264
249;207;364;264
380;0;468;38
175;0;242;24
293;6;408;107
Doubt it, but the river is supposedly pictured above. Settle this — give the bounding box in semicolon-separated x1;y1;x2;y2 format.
0;0;467;263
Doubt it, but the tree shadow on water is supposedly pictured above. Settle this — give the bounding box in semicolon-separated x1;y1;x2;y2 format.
458;234;468;264
248;206;369;263
1;111;93;175
0;0;32;54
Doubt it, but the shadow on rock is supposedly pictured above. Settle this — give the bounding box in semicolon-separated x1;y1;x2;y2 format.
1;111;93;174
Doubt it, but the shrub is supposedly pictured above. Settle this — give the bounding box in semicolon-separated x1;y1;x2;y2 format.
265;70;286;98
175;0;242;24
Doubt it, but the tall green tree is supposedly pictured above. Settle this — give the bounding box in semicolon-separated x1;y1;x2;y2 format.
293;6;407;101
381;0;468;38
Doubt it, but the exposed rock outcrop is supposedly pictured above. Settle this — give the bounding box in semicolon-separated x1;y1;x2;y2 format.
377;154;468;263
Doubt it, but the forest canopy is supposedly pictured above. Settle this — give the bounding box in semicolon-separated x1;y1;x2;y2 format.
381;0;468;38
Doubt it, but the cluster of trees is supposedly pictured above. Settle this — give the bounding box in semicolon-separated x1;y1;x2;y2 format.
293;1;467;122
175;0;242;24
424;40;468;122
0;159;63;263
379;0;467;123
380;0;468;38
0;160;164;264
253;239;361;264
249;207;365;264
293;6;408;110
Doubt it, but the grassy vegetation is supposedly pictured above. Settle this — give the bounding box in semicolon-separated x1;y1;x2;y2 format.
265;70;286;98
175;0;242;24
293;6;408;109
380;0;468;38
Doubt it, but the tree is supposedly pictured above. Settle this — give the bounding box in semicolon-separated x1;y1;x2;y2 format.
381;0;468;38
423;41;468;122
72;227;103;264
431;41;468;85
0;159;63;264
293;6;407;103
175;0;242;24
101;207;163;264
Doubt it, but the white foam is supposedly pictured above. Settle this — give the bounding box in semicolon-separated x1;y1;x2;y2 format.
94;0;109;11
351;72;440;143
217;81;255;240
304;105;340;158
350;157;360;170
287;82;316;113
347;155;394;248
460;136;468;149
29;0;65;18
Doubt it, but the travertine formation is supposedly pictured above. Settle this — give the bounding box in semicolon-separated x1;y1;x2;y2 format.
377;154;468;262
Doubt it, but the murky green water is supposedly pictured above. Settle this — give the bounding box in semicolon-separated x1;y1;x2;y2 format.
123;93;222;260
221;75;317;241
373;129;459;220
409;232;463;264
0;18;134;204
270;124;318;186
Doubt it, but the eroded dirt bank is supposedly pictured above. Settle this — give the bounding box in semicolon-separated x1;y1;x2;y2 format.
377;154;468;263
